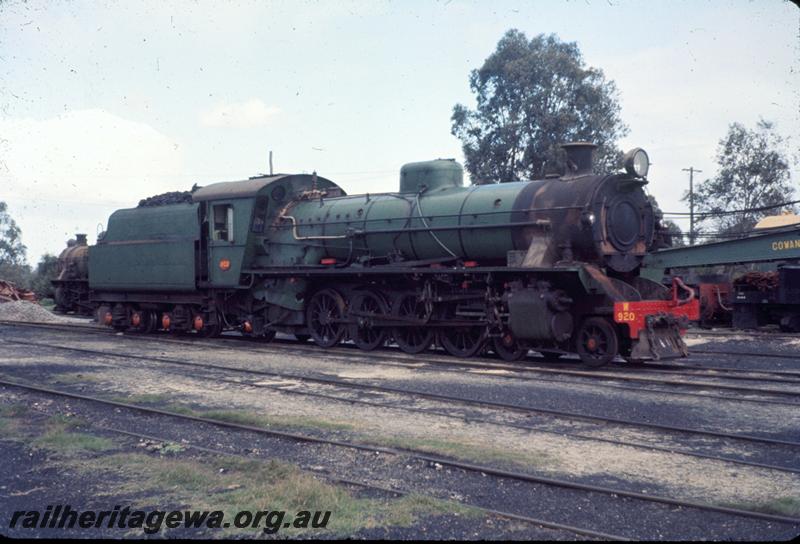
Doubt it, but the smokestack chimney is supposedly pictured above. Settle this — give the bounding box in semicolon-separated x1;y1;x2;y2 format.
76;233;88;246
561;142;597;178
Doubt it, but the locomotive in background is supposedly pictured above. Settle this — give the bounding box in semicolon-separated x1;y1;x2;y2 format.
52;233;92;315
53;143;699;366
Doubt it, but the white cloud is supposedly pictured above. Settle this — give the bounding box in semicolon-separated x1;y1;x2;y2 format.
200;99;281;128
0;109;185;262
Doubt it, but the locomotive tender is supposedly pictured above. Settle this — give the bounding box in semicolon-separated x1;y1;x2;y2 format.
59;143;700;366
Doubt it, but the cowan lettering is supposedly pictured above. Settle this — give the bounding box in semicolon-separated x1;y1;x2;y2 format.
772;239;800;251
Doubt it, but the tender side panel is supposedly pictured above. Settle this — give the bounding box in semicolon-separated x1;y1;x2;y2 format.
89;204;199;292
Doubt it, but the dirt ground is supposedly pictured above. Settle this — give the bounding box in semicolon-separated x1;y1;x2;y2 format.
1;323;799;539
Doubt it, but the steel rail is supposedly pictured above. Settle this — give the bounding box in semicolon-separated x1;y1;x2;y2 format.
3;336;799;450
82;354;800;474
55;424;627;540
6;319;800;381
5;336;796;475
22;319;800;381
2;321;799;407
1;378;798;529
692;349;800;363
688;329;800;340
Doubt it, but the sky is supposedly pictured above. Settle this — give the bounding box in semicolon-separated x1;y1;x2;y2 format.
1;0;798;264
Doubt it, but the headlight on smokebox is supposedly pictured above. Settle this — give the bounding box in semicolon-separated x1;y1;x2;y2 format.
623;148;650;178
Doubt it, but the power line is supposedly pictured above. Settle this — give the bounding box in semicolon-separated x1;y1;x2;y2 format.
661;199;800;218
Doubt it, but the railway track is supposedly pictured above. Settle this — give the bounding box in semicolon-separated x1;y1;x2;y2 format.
3;320;800;406
3;335;800;472
688;329;799;341
7;399;617;541
7;319;800;382
2;378;798;540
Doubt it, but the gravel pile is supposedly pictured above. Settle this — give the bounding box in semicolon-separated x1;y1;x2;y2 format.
0;301;82;323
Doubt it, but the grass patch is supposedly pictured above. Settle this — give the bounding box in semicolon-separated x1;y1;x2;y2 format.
120;393;173;404
100;398;548;471
0;403;28;418
47;413;86;428
201;409;355;432
35;429;115;453
105;394;195;416
721;496;800;517
373;435;553;469
32;415;115;454
0;403;29;434
107;393;172;405
49;371;102;385
72;452;477;536
380;493;478;526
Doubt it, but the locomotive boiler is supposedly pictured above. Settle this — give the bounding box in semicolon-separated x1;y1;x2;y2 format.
56;143;699;366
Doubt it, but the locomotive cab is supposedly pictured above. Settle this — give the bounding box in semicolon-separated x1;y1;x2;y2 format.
192;173;342;288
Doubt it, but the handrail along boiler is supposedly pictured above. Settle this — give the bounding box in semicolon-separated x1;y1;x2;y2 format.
58;143;699;366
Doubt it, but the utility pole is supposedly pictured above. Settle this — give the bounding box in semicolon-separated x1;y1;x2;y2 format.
269;150;274;176
682;167;702;245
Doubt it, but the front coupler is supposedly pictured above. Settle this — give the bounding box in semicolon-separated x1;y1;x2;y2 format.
613;278;700;360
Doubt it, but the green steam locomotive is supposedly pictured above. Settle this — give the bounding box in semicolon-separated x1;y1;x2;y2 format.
55;143;699;366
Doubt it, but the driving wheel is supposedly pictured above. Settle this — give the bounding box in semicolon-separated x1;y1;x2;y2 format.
390;293;434;354
306;289;347;348
439;325;486;358
349;291;388;351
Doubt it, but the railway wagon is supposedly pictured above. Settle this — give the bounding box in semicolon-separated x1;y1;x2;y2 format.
642;217;800;332
80;143;698;366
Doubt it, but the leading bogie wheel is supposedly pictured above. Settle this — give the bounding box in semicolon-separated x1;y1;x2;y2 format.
492;332;528;362
576;317;619;367
348;291;389;351
306;289;348;348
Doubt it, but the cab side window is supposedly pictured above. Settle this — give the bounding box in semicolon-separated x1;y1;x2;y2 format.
212;204;233;241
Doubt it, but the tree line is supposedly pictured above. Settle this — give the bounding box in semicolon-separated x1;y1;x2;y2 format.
451;30;795;245
0;202;59;299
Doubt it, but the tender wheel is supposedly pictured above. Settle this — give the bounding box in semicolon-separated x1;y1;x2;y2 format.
576;317;619;367
261;329;277;342
142;311;158;334
130;309;155;334
492;332;528;362
391;294;434;354
306;289;347;348
348;291;388;351
198;317;222;338
439;325;486;358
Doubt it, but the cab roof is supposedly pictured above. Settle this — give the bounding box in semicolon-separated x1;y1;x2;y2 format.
191;173;340;202
191;175;290;202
